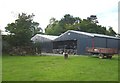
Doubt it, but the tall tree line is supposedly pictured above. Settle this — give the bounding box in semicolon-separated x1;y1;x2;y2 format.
45;14;117;36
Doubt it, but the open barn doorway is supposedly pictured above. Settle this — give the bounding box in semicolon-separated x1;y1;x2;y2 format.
53;40;77;54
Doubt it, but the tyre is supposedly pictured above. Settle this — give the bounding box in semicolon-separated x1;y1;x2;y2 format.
99;54;104;59
99;54;105;59
107;55;112;59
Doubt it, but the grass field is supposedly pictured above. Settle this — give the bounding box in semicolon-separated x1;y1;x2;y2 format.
2;55;118;81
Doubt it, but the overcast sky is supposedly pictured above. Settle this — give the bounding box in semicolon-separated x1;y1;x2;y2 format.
0;0;119;33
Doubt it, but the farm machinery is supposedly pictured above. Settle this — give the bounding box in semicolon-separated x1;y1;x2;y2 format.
86;47;119;59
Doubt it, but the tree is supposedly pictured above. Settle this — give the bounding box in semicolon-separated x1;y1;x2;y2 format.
106;27;117;36
0;29;1;34
5;13;41;47
45;14;81;35
117;34;120;38
49;17;56;24
45;14;117;36
60;14;76;25
87;15;99;24
45;17;62;35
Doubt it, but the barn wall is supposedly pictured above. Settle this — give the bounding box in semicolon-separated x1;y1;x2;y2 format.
54;31;93;55
77;39;86;54
41;42;53;53
119;39;120;49
32;36;53;53
55;32;78;41
107;38;118;49
55;31;93;41
118;39;120;53
77;37;93;54
94;37;107;48
54;31;120;55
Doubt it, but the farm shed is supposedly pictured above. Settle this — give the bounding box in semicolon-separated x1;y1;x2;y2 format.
31;34;58;53
53;30;120;55
93;34;119;49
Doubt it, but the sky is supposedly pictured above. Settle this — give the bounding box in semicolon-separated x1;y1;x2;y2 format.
0;0;119;33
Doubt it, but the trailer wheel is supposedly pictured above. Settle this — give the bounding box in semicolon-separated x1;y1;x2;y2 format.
107;55;112;59
109;56;112;59
99;54;104;59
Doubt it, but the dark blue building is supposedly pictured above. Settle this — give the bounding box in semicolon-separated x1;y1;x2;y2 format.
31;30;120;55
53;30;120;55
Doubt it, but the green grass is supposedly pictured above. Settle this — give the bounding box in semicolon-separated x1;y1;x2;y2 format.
2;55;118;81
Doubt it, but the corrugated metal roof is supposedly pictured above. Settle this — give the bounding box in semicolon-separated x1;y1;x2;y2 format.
31;34;58;41
55;30;94;40
56;30;119;39
72;30;119;39
70;30;94;37
93;33;118;39
36;34;58;40
31;30;119;42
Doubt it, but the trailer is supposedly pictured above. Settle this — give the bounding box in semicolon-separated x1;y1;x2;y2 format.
86;47;118;59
